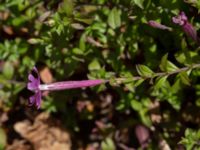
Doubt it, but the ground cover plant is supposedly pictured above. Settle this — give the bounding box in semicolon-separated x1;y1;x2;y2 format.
1;0;200;149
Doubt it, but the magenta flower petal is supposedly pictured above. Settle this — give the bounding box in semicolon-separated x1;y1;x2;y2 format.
28;95;35;106
172;11;188;26
27;82;37;91
28;74;35;82
28;91;42;109
27;67;42;108
32;66;39;74
183;22;198;42
27;67;40;91
35;91;42;109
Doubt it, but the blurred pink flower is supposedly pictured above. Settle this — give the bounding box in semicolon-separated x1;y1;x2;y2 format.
172;11;199;43
148;20;172;31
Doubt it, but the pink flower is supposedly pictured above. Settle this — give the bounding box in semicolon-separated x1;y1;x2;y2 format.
27;67;42;109
172;11;199;43
27;67;106;109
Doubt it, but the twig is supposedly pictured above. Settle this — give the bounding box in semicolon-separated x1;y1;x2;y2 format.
113;63;200;84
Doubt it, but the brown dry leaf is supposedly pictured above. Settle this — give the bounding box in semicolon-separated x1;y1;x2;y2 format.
71;23;85;30
38;11;51;22
0;61;4;71
159;139;171;150
6;140;31;150
39;67;53;83
86;101;94;112
76;101;86;112
149;101;162;123
150;114;162;123
120;25;126;33
20;27;28;33
86;36;103;47
0;11;9;20
14;113;71;150
0;112;8;125
3;25;14;35
85;144;99;150
181;103;200;124
135;125;150;149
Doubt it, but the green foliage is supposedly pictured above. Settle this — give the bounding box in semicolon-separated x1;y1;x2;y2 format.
0;128;6;150
131;0;144;9
2;62;14;80
154;76;168;90
160;54;179;72
184;0;200;11
107;7;121;29
180;129;200;150
101;138;116;150
136;65;154;77
1;0;200;149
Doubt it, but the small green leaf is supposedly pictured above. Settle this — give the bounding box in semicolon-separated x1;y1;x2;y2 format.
56;24;64;35
133;0;144;9
136;65;154;77
179;72;190;86
0;128;6;150
139;108;152;126
13;83;26;95
175;52;186;64
79;35;86;51
107;7;121;29
59;0;74;16
179;129;200;150
160;54;179;72
125;82;135;92
154;76;168;89
131;99;142;111
3;62;14;79
116;103;125;110
134;79;145;87
88;59;101;71
166;61;179;72
72;48;84;55
101;138;115;150
172;78;182;92
159;54;168;72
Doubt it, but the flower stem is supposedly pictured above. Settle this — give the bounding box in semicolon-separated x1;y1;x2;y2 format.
113;63;200;84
